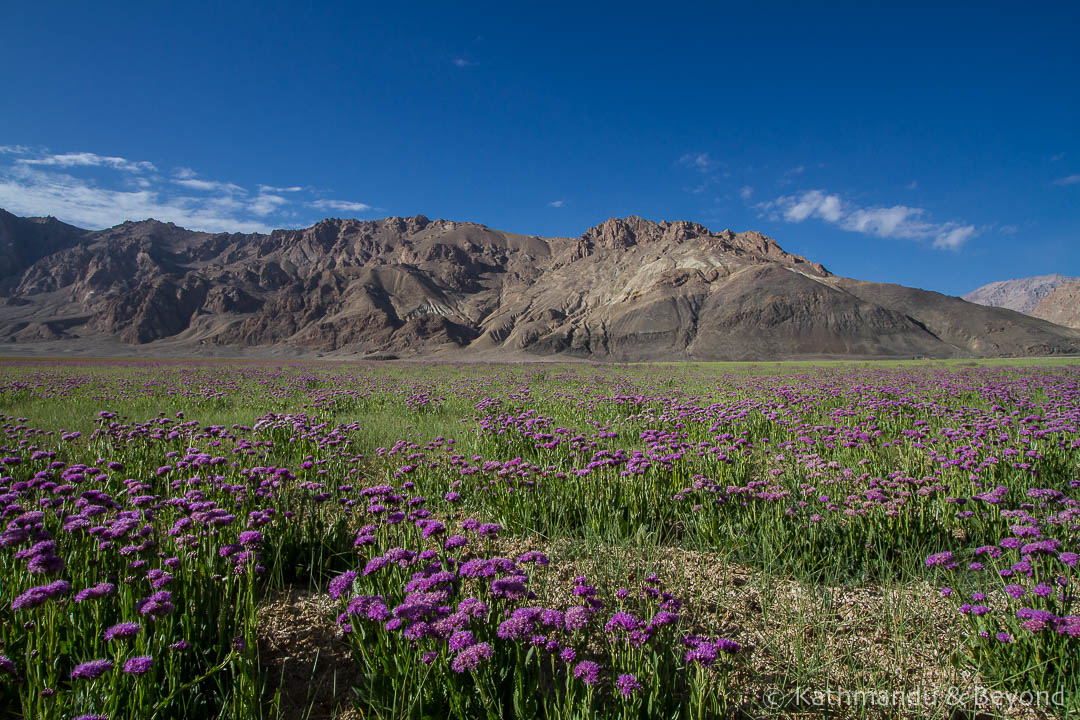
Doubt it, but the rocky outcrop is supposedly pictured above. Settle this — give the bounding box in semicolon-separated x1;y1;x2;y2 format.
1031;279;1080;329
0;209;87;294
963;274;1075;313
0;209;1078;360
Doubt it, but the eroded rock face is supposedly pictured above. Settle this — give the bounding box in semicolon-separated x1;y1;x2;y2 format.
1031;279;1080;329
0;209;88;293
963;274;1075;313
1;210;1078;359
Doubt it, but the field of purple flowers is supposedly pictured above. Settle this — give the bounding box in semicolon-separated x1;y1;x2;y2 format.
0;359;1077;719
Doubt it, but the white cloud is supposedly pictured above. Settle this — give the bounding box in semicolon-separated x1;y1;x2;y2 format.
933;225;976;250
999;225;1018;235
548;200;564;208
0;148;344;233
452;58;475;67
0;164;272;233
173;177;246;194
1053;174;1080;186
757;188;977;251
774;189;844;223
739;185;753;200
1050;152;1065;163
19;151;156;173
785;165;805;175
258;184;303;193
843;205;922;236
310;199;372;213
250;192;288;216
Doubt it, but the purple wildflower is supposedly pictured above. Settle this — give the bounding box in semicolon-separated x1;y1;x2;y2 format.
617;673;643;697
1003;585;1026;599
420;521;445;539
573;660;602;685
564;605;590;632
925;551;957;569
491;577;527;599
71;659;113;680
123;656;153;675
328;570;358;599
27;553;64;575
363;556;389;575
458;597;488;619
516;551;549;566
12;580;71;610
444;535;468;550
136;590;175;619
450;642;492;673
448;630;475;652
605;611;639;634
238;531;263;546
104;622;141;642
498;616;533;640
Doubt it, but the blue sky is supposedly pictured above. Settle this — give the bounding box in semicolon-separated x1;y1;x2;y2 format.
1;1;1077;295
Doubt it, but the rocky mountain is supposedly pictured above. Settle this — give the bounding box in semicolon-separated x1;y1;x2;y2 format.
0;209;87;294
1;210;1078;360
1031;279;1080;329
962;274;1075;313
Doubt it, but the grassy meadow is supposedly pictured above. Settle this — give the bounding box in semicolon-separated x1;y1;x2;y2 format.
0;357;1077;719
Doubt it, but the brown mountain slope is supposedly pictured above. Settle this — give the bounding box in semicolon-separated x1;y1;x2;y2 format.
1031;279;1080;329
0;210;1077;359
0;209;87;294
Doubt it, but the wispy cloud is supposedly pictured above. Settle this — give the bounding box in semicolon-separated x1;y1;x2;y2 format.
677;152;716;172
258;184;303;193
756;188;977;250
310;199;373;213
19;151;156;173
906;180;918;190
452;57;475;67
0;146;369;232
1050;152;1065;163
1052;174;1080;186
173;177;246;194
738;185;753;200
548;200;565;208
0;164;273;233
250;192;289;217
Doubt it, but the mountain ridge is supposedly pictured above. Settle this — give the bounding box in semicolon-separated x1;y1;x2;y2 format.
1;209;1077;360
1031;279;1080;330
962;274;1075;313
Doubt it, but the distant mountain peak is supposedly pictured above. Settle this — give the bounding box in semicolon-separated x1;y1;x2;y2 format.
963;274;1075;313
1031;278;1080;329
